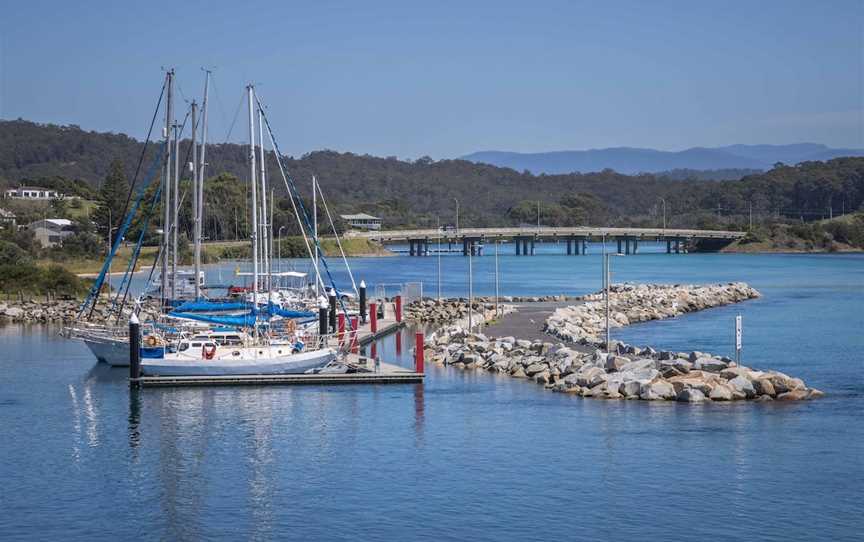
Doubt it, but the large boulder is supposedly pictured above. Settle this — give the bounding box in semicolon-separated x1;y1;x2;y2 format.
576;366;607;388
776;390;809;401
620;380;642;398
525;362;548;376
709;383;734;401
640;380;676;400
605;356;630;372
694;358;728;373
619;359;655;373
753;378;776;398
728;375;756;399
677;388;708;403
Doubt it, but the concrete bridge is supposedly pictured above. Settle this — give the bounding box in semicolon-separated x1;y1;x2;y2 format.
344;226;746;256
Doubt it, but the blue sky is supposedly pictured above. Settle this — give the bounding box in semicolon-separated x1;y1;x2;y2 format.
1;0;861;158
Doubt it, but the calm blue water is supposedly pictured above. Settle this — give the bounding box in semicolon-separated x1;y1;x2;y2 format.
2;247;863;541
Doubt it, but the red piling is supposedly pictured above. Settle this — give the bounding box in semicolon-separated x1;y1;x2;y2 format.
338;313;345;345
414;332;424;374
350;316;359;354
369;302;378;334
395;295;402;322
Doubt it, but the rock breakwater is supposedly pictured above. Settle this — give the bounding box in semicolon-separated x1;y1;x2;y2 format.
546;282;761;345
420;283;821;402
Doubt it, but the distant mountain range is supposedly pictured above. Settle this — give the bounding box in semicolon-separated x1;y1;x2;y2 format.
461;144;864;175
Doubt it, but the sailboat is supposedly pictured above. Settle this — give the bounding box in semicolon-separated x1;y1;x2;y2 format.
140;84;337;376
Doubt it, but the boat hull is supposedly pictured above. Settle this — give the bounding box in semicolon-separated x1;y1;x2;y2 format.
83;337;130;367
141;348;336;376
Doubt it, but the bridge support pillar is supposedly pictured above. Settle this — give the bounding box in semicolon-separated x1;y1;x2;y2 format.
582;238;587;255
675;239;681;254
515;238;521;255
530;238;535;255
462;239;469;256
633;238;638;254
625;238;631;255
409;240;416;256
567;238;572;255
617;238;622;254
666;240;671;254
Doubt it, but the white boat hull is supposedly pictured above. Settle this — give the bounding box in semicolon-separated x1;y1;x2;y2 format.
141;347;336;376
83;337;130;367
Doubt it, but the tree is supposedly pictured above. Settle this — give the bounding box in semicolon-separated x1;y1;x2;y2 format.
92;159;128;237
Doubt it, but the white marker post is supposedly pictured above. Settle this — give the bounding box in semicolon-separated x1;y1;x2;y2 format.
735;314;742;365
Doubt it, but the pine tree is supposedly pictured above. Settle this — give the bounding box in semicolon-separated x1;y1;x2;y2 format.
92;160;128;237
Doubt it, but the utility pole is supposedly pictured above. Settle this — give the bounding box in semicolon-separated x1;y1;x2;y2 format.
437;216;442;300
494;239;500;317
453;197;459;233
659;197;666;231
468;242;474;332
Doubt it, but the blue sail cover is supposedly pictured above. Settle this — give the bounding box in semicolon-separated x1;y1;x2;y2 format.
265;304;314;319
169;311;259;327
173;300;251;312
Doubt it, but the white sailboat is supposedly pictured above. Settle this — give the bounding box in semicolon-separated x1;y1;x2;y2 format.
141;84;336;377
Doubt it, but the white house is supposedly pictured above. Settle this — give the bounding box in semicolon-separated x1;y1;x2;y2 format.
340;213;382;231
27;218;75;248
4;186;62;200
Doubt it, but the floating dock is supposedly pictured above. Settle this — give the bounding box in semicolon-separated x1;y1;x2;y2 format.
135;356;423;387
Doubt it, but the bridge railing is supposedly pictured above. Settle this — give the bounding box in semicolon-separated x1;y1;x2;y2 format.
346;226;747;241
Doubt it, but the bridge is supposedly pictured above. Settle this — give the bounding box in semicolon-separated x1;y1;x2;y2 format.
344;226;747;256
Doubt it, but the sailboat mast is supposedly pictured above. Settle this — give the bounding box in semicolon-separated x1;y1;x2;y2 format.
171;118;180;301
269;187;274;292
161;69;174;308
313;175;318;300
247;85;259;340
191;100;200;299
196;70;210;299
257;106;270;299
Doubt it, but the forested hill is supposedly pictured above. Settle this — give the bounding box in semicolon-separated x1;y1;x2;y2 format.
1;119;863;230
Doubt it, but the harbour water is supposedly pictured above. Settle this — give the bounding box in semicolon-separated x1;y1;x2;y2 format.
2;247;863;540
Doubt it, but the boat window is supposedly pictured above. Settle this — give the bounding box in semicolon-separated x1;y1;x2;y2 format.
178;343;189;352
191;342;202;347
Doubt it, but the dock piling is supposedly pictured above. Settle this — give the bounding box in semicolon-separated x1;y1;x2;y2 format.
129;313;141;387
328;288;337;333
395;295;402;323
318;299;328;344
369;302;378;333
415;332;425;374
359;280;367;323
350;316;359;353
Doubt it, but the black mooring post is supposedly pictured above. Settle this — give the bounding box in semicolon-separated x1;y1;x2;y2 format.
328;288;337;333
129;314;141;386
359;280;367;323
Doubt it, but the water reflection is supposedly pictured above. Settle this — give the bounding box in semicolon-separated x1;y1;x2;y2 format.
128;388;141;450
413;383;425;443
